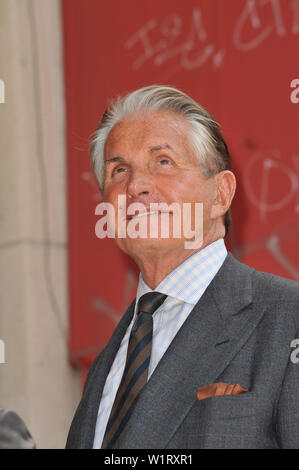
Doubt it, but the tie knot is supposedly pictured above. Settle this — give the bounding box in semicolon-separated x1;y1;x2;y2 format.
137;292;167;316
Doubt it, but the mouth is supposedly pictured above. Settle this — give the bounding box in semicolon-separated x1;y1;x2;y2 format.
126;210;171;221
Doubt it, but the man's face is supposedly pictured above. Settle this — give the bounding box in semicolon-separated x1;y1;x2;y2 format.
103;110;217;259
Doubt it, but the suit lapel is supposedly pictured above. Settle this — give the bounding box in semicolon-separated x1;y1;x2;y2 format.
119;253;266;449
73;299;136;448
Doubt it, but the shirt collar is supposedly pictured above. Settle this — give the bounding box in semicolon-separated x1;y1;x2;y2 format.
136;238;227;307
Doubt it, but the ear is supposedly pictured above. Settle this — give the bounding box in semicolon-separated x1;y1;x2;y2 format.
210;171;236;220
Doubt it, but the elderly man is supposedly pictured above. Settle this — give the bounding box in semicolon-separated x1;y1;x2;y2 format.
66;85;299;449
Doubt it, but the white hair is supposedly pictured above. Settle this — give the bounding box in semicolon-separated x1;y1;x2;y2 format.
90;85;231;190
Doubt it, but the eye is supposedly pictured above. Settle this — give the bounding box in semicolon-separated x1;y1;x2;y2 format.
158;157;173;166
112;165;127;176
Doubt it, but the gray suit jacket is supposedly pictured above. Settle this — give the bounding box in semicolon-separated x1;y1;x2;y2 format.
66;253;299;448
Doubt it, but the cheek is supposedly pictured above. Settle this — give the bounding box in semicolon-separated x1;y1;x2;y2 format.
159;174;208;204
157;175;190;198
103;185;121;206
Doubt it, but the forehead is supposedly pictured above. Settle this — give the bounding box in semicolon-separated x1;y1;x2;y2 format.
104;110;193;157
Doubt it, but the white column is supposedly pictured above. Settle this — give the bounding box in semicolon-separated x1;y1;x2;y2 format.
0;0;81;448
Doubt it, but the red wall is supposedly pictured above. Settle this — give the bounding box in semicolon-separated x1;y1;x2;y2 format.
62;0;299;373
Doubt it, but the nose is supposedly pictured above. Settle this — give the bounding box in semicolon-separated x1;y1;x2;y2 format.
127;169;154;200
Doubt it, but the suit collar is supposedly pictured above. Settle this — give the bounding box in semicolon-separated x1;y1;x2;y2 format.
211;252;253;320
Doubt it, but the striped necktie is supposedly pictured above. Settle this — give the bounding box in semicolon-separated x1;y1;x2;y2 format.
101;291;167;449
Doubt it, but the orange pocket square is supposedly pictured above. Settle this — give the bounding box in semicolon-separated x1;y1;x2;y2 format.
197;382;248;401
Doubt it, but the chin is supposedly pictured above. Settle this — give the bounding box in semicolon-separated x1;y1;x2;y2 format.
116;237;185;256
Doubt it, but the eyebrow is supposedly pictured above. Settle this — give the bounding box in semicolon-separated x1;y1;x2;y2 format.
104;144;174;165
149;144;173;153
104;156;124;165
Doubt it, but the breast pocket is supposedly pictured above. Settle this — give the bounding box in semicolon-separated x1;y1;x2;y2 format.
181;391;258;448
198;390;257;419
